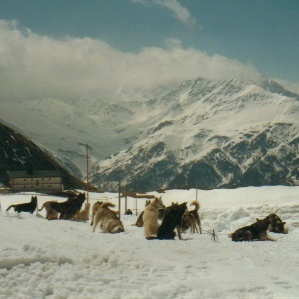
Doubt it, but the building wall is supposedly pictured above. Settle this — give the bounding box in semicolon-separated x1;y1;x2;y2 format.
10;177;63;192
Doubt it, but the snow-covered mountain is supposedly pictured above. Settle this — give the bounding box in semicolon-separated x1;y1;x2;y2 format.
1;76;298;191
0;86;173;173
90;77;299;191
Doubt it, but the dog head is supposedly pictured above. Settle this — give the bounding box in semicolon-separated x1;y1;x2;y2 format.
111;222;125;233
267;214;287;234
167;202;187;221
151;196;165;210
267;214;288;234
31;196;37;203
180;212;195;230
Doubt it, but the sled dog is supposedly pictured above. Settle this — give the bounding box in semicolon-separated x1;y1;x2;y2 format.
6;196;37;214
157;202;187;240
92;202;124;233
143;197;165;239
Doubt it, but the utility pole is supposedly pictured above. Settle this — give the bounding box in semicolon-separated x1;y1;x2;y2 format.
125;184;127;213
118;179;121;219
78;142;92;204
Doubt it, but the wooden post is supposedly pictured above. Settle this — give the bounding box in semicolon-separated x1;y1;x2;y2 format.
86;143;89;204
118;179;121;219
78;142;92;204
125;185;127;213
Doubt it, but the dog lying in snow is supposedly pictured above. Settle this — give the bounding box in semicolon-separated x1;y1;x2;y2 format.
92;202;124;234
229;213;287;242
72;202;90;221
6;196;37;214
143;197;165;239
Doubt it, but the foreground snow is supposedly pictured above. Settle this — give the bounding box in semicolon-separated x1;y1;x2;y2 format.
1;186;299;299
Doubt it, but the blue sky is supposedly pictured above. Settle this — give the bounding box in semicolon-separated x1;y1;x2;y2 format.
0;0;298;102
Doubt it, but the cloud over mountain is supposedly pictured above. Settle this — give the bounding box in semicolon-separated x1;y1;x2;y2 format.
0;19;263;103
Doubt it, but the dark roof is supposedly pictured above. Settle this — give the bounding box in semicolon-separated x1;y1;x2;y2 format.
7;170;62;178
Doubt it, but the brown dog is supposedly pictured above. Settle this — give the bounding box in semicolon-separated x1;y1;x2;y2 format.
90;201;103;226
143;197;165;239
181;200;202;234
38;201;59;220
72;202;90;221
92;202;124;233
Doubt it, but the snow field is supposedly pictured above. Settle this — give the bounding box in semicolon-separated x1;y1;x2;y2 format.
0;186;299;298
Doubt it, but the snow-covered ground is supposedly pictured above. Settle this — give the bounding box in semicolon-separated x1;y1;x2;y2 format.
1;186;299;299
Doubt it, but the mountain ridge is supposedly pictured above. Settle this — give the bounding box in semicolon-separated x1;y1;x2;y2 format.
0;76;298;191
89;77;299;191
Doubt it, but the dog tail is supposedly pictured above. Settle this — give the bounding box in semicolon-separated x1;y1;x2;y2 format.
6;205;14;211
101;202;116;209
190;200;200;211
38;202;46;211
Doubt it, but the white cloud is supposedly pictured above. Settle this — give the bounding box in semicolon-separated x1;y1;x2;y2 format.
0;20;273;103
274;79;299;95
153;0;196;25
132;0;196;26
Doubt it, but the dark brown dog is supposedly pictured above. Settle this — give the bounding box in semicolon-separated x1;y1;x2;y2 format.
38;193;86;220
59;193;86;220
267;213;288;234
230;216;275;242
6;196;37;214
181;200;202;234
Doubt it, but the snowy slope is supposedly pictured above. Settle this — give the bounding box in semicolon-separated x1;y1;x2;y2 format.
91;77;299;191
0;76;298;190
1;186;299;298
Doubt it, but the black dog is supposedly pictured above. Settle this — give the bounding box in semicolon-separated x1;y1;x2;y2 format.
124;209;133;215
6;196;37;214
157;202;187;240
59;193;86;220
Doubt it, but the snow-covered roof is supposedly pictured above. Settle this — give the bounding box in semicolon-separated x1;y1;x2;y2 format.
7;170;62;178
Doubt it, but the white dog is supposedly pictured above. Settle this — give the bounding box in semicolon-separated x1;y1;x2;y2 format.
143;197;165;239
